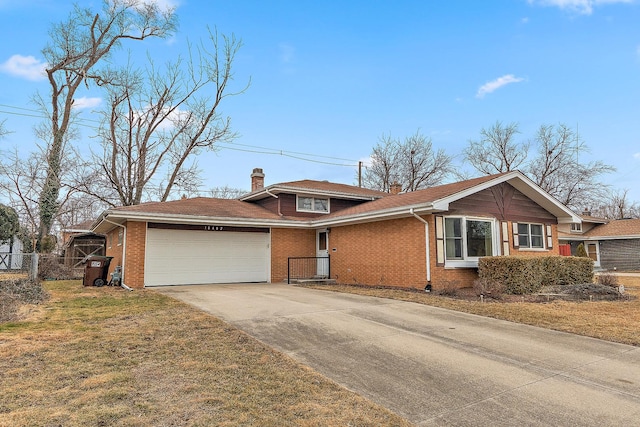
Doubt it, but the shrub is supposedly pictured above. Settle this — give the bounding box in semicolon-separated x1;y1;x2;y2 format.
596;272;619;287
478;257;545;294
38;256;77;280
478;256;594;295
576;243;589;258
539;256;593;286
472;278;506;299
435;280;460;297
562;283;621;300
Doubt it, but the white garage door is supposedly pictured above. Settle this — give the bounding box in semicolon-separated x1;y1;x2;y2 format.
145;227;270;286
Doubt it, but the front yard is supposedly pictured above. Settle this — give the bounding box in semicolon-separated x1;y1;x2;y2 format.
2;276;638;426
0;280;410;426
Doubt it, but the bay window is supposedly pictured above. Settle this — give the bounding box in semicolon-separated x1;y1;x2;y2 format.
444;217;495;266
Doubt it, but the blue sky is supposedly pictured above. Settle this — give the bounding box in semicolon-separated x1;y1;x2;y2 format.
1;0;639;204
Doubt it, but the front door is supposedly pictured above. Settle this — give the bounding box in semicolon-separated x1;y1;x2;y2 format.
316;230;329;278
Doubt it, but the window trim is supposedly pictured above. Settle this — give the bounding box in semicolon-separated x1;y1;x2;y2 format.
570;223;582;233
517;222;545;250
296;195;330;214
443;216;498;268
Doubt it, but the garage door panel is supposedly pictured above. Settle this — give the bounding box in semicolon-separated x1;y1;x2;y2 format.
145;228;269;286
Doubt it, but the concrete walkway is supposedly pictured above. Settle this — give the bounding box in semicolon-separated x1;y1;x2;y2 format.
156;283;640;426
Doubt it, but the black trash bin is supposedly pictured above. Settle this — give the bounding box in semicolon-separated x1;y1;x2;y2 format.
82;255;113;287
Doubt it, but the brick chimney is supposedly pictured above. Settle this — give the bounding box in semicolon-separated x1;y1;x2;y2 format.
251;168;265;191
390;182;402;195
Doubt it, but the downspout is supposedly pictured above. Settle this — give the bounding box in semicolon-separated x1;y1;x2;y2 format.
265;188;282;216
102;218;133;291
410;208;431;291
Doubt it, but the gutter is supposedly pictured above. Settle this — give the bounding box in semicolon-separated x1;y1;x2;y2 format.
102;217;133;291
265;188;283;216
265;188;278;199
410;208;431;290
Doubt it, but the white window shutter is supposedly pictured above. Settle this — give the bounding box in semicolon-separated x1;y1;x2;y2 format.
501;221;510;256
435;216;445;266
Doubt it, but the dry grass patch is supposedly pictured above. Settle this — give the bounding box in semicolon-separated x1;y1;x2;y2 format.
302;276;640;347
0;280;411;427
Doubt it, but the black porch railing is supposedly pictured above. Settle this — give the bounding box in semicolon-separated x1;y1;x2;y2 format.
287;256;330;284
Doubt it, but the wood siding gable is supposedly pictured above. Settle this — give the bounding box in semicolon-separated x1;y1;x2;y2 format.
447;183;557;224
251;193;370;218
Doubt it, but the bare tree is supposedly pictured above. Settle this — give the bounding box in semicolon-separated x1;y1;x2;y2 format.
465;122;614;211
88;29;247;206
0;120;8;138
0;148;46;250
363;131;452;192
203;185;248;199
527;124;614;209
362;134;400;192
35;0;176;248
592;189;640;219
464;121;528;174
0;144;108;252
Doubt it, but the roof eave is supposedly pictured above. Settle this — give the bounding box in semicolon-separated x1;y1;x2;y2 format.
240;185;383;202
93;211;311;232
312;203;438;227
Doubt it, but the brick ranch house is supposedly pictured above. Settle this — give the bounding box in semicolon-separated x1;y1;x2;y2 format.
91;169;581;289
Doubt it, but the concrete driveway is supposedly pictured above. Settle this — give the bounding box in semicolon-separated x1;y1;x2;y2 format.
156;283;640;426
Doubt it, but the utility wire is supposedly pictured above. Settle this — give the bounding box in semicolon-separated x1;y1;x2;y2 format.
0;102;370;167
217;141;359;163
217;145;358;167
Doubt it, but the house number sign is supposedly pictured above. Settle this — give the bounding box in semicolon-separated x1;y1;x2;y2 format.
148;222;269;233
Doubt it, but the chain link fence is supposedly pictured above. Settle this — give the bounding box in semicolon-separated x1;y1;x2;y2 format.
0;253;88;281
0;252;39;280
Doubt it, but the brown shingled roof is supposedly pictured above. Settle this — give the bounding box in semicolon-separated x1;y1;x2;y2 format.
583;218;640;238
276;179;388;197
111;197;283;220
241;179;388;201
324;173;507;219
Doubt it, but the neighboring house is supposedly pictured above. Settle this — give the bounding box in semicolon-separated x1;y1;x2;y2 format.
0;235;24;270
559;214;640;271
91;168;580;289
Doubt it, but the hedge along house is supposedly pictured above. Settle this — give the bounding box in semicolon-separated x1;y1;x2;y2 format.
91;169;581;289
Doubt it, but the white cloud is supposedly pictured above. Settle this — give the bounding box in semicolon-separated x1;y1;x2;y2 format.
476;74;525;98
633;152;640;159
73;97;102;110
521;17;530;23
527;0;634;15
0;54;47;81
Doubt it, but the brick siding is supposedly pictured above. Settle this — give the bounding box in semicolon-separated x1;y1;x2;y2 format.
270;228;316;282
330;217;429;290
105;221;147;289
